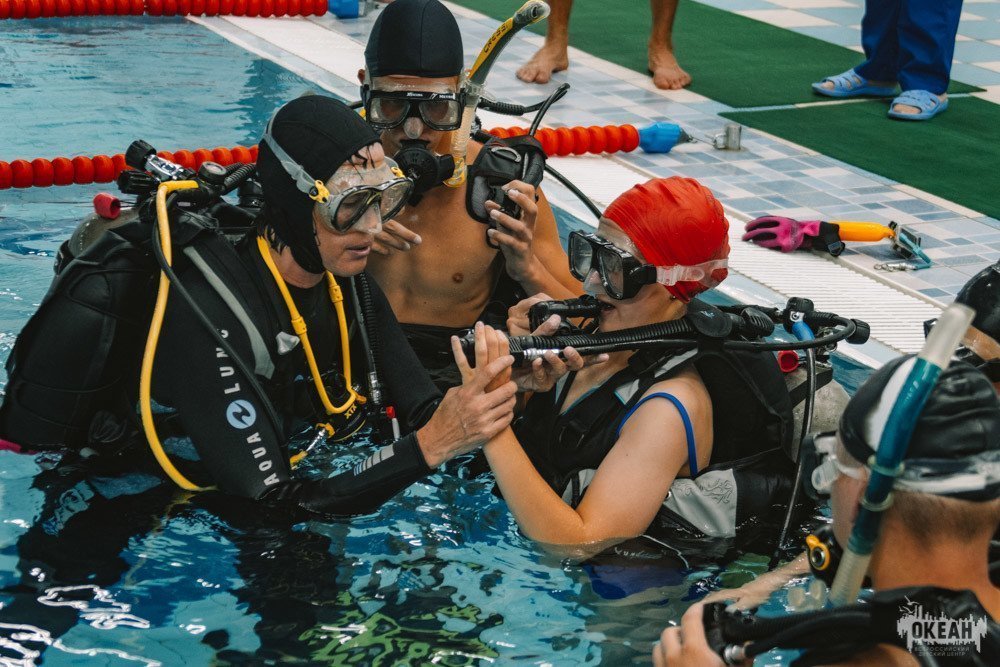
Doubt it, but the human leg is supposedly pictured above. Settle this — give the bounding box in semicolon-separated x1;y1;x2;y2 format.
815;0;898;96
516;0;572;84
648;0;690;90
890;0;962;117
854;0;902;84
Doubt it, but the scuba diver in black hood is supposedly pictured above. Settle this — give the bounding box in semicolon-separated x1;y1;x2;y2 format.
954;260;1000;392
0;95;523;661
655;357;999;667
357;0;581;391
0;94;518;513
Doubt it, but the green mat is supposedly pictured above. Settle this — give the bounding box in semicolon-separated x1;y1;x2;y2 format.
451;0;980;108
723;97;998;219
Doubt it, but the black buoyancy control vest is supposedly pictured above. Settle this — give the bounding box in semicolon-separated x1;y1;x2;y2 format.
0;208;368;456
514;338;796;541
0;212;219;451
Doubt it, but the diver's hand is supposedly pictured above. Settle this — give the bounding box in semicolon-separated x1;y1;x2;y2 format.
702;552;808;611
416;324;516;468
372;219;421;256
653;604;729;667
487;180;540;283
506;293;553;336
510;316;608;392
702;577;777;611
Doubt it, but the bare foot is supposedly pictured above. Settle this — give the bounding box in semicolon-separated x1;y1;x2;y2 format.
892;92;947;115
648;47;691;90
516;45;569;84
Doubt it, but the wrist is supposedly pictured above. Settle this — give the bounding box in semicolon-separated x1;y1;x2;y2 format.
509;255;542;286
415;423;446;469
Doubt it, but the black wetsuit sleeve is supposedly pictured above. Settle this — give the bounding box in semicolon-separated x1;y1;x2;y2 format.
261;434;431;515
364;275;442;431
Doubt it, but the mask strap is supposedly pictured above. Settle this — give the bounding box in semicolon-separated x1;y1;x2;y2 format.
261;117;331;203
654;259;729;287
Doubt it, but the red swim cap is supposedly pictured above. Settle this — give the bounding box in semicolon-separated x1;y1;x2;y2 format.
604;177;730;302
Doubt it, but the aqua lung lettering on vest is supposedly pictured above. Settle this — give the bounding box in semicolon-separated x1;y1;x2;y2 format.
215;330;279;487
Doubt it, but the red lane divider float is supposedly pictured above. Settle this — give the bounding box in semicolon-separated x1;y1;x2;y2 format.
486;125;641;157
0;0;326;18
0;146;258;189
1;124;652;189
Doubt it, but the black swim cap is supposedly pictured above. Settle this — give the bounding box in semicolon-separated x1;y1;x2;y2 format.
839;356;1000;500
956;261;1000;341
256;95;378;273
365;0;464;78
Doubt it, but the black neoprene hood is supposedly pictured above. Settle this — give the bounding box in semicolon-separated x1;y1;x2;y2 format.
839;356;1000;464
957;260;1000;341
255;95;378;273
364;0;464;78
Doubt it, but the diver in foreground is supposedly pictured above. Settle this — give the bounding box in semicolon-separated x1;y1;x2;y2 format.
460;177;801;557
694;259;1000;613
359;0;581;390
655;356;1000;666
0;96;517;512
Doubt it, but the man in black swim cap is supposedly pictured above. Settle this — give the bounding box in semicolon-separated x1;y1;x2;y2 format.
655;357;1000;666
357;0;581;391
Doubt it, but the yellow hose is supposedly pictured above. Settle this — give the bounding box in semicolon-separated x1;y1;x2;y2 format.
140;181;207;491
255;236;359;415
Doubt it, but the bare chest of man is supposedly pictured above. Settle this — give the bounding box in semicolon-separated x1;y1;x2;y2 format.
367;187;503;327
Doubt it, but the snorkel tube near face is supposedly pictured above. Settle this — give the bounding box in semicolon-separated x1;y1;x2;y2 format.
829;302;975;606
444;0;551;187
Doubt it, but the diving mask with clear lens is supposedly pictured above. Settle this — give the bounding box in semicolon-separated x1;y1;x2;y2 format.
319;158;413;232
801;431;1000;502
362;78;465;132
259;121;412;233
365;89;465;132
568;230;728;300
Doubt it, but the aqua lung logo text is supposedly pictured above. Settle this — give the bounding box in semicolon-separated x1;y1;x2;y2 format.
216;333;279;486
896;598;989;656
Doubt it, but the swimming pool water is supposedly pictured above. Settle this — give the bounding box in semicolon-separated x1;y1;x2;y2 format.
1;17;868;666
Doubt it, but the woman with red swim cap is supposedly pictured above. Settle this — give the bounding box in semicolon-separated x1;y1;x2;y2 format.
457;177;798;556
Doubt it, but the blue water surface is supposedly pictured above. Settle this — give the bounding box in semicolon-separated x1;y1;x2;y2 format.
0;17;869;666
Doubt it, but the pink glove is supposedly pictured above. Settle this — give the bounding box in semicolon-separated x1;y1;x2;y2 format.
742;216;844;255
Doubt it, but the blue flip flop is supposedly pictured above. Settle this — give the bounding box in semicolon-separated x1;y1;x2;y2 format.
887;89;949;121
812;69;897;98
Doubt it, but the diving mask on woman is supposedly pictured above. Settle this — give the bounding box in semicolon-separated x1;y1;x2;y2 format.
260;123;412;233
568;230;728;300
